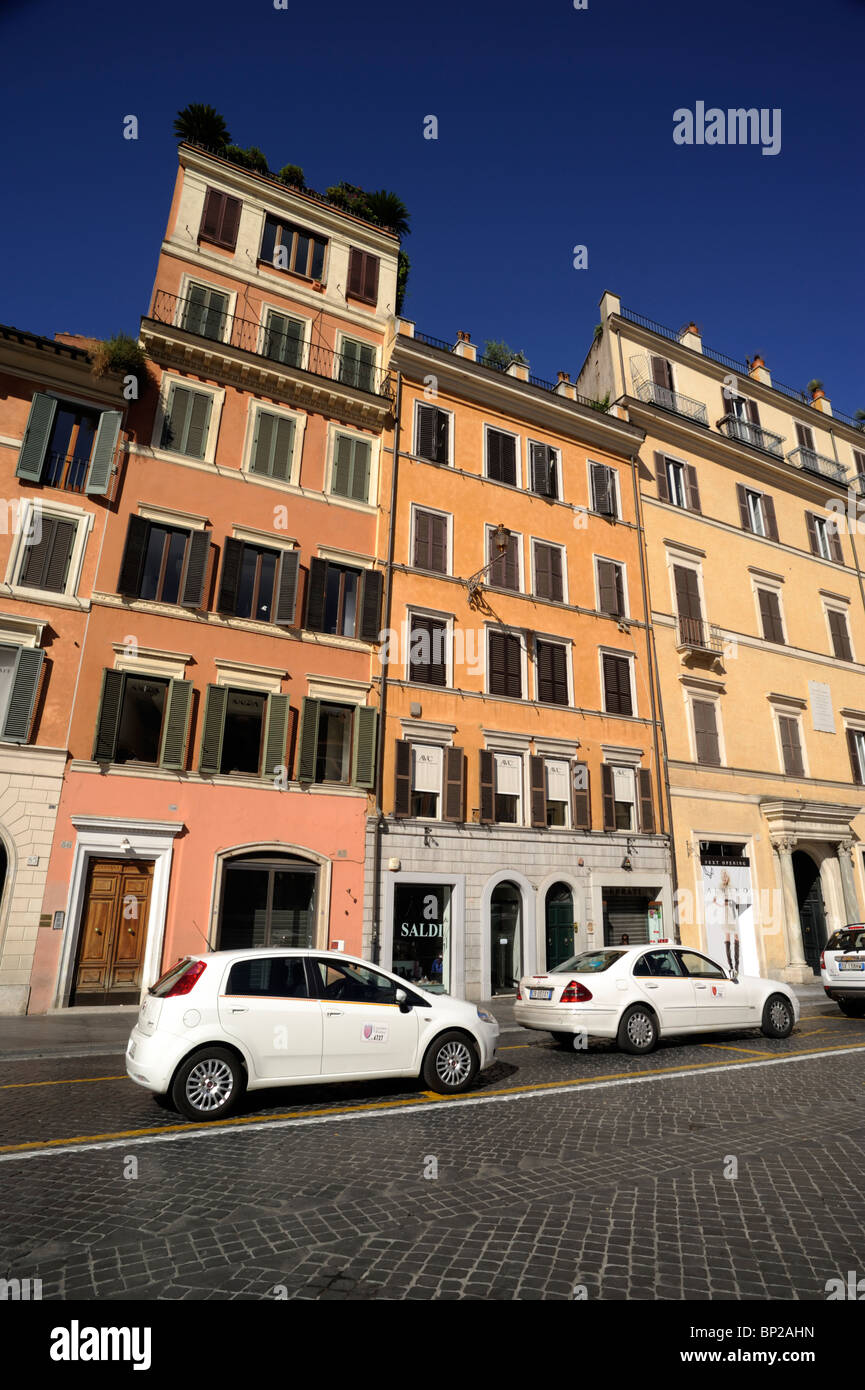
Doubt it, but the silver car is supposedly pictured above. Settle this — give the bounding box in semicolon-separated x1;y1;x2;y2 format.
821;925;865;1017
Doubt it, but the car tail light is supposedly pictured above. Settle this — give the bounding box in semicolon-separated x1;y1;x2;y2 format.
164;960;207;997
820;951;825;970
515;983;522;1000
560;979;593;1003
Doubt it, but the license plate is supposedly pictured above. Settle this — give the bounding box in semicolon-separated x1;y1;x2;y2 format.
530;989;553;1000
840;961;865;971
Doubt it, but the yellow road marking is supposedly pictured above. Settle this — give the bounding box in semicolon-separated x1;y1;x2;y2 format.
3;1039;865;1157
0;1075;125;1091
700;1042;769;1058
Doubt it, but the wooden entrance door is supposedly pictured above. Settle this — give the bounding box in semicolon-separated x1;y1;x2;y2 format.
71;858;153;1005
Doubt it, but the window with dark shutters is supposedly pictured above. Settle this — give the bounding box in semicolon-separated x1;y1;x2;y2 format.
1;647;44;744
488;531;520;591
181;282;230;342
757;589;785;644
488;630;522;698
529;442;557;498
533;542;563;601
331;434;372;502
19;516;76;593
536;640;568;705
249;410;295;481
847;728;865;785
347;248;380;305
161;385;212;459
654;453;670;504
199;188;242;251
590;463;617;516
602;653;632;716
393;739;412;817
684;464;702;513
795;421;815;452
827;518;844;564
778;715;805;776
409;616;448;686
486;429;518;486
416;405;450;465
413;509;448;573
651;356;674;390
827;608;853;661
692;699;721;765
358;568;383;642
673;565;704;646
597;559;624;616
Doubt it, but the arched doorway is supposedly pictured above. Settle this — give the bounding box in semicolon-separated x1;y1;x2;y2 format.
490;881;522;994
793;850;827;975
545;883;574;970
217;853;318;950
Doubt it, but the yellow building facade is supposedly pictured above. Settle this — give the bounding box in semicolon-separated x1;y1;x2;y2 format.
579;292;865;982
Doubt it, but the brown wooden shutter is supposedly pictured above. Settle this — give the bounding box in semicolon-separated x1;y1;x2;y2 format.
487;430;516;485
529;755;546;828
736;483;751;531
414;509;431;568
685;464;702;513
638;768;655;832
416;405;435;461
305;556;328;631
692;699;721;765
347;248;364;298
758;589;784;643
488;630;507;696
847;728;864;785
805;511;819;555
828;609;853;661
534;543;551;599
429;514;447;573
828;521;844;564
443;746;465;822
200;189;241;250
762;493;779;541
601;764;615;830
479;749;495;823
654;452;670;503
199;188;223;242
746;398;760;426
537;641;568;705
572;763;591;829
673;565;703;622
117;515;150;597
358;568;383;642
547;546;563;601
217;537;244;614
502;534;519;590
362;253;379;303
779;715;804;776
597;560;622;615
393;739;411;817
795;421;815;451
651;356;673;389
602;653;632;715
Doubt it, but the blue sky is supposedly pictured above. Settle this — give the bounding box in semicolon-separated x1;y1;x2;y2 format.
1;0;863;414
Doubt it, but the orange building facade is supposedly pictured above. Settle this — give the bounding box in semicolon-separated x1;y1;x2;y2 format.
25;146;398;1011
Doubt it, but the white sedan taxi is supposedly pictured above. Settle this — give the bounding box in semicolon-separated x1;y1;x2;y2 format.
515;944;799;1053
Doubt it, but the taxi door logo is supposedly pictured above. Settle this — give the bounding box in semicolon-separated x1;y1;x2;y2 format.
362;1023;389;1043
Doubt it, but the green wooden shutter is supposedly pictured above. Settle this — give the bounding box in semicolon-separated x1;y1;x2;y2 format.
41;519;76;592
158;679;193;770
198;684;228;774
305;557;328;631
2;648;44;743
262;693;290;780
443;746;465;822
274;550;300;626
251;410;294;481
249;409;274;475
296;697;321;781
161;384;187;449
92;669;125;761
180;529;211;608
340;336;361;387
117;515;151;596
358;568;383;642
85;410;122;495
394;739;411;816
352;707;378;788
349;439;371;501
16;394;57;482
183;391;212;459
331;435;354;497
217;537;245;613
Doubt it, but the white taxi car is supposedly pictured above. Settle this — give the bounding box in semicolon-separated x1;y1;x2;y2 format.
514;944;799;1053
821;925;865;1016
126;949;499;1120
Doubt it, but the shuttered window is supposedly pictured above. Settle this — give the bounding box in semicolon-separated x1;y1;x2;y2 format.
415;404;450;464
535;640;569;706
16;394;120;496
217;539;297;625
692;699;721;765
413;509;448;573
573;762;591;830
806;511;843;563
596;559;625;616
199;188;241;250
529;442;558;498
160;385;213;459
263;310;304;368
347;248;380;304
295;698;376;787
736;483;778;540
18;515;76;593
394;739;461;819
488;631;523;699
305;559;381;639
590;462;617;517
180;282;230;341
602;653;633;716
249;410;296;482
757;589;785;644
847;728;865;785
778;715;805;776
117;515;210;609
93;670;192;768
827;608;853;661
331;434;372;502
488;530;520;591
260;216;327;280
533;542;564;601
338;336;377;392
197;685;289;778
486;428;518;486
408;615;448;686
0;646;44;744
651;356;674;390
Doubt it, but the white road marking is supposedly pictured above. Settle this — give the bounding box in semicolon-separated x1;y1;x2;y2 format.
3;1042;864;1165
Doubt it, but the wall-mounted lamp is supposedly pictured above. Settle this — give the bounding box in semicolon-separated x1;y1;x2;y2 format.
621;855;632;872
462;523;511;605
120;837;132;853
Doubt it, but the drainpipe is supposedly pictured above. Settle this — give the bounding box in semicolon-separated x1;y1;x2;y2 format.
630;449;680;933
370;368;402;962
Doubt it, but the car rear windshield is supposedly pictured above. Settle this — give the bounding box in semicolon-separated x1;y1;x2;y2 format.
551;950;623;974
149;958;193;996
826;928;865;952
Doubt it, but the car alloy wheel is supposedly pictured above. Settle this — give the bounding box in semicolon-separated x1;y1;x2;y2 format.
185;1056;235;1112
627;1011;653;1047
435;1039;472;1087
617;1004;658;1054
761;993;794;1039
769;999;790;1031
422;1030;480;1094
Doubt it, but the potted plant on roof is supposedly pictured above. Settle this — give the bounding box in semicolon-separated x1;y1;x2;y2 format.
808;379;825;400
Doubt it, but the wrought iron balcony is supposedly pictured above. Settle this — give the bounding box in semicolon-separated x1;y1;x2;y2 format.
717;413;785;459
786;446;848;485
676;615;723;655
634;377;709;426
144;289;393;400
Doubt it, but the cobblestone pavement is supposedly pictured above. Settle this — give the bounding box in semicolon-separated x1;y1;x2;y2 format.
1;1002;863;1300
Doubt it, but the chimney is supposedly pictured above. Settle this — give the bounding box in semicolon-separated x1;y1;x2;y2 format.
452;330;476;361
506;359;529;381
598;290;621;321
810;389;833;416
749;354;772;387
678;321;703;353
396;317;415;338
555;371;577;401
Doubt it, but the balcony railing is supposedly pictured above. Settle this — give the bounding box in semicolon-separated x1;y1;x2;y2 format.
786;446;848;485
633;376;709;426
676;616;723;654
717;413;785;459
146;289;393;399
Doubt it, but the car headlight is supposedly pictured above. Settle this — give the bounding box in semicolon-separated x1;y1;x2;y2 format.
476;1007;496;1025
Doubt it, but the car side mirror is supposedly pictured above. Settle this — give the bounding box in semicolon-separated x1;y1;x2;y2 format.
395;987;411;1013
